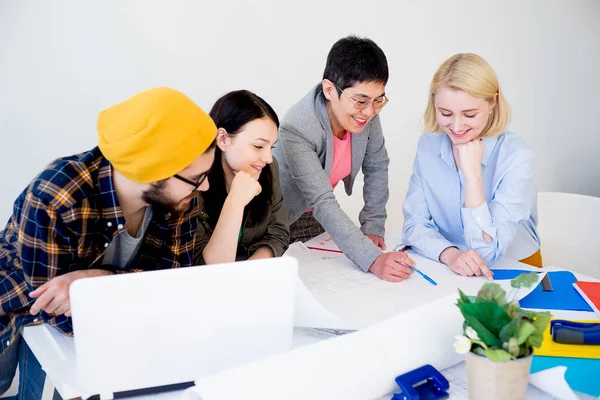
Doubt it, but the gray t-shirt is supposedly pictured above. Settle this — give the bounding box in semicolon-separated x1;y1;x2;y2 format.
102;206;153;269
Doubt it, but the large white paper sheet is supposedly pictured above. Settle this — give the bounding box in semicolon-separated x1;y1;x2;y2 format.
187;295;464;400
293;273;355;329
295;247;542;328
303;232;343;253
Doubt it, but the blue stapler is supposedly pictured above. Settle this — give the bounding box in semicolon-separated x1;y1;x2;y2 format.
391;364;449;400
551;320;600;345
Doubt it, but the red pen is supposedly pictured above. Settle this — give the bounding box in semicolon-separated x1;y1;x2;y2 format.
306;246;343;254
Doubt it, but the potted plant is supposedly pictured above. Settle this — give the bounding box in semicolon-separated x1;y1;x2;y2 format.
453;273;551;400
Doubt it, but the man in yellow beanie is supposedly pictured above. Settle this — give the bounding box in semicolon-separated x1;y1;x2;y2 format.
0;87;217;398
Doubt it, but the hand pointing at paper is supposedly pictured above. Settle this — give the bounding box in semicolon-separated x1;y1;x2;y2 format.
440;247;493;280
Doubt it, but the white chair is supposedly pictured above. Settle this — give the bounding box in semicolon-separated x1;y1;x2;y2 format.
537;192;600;278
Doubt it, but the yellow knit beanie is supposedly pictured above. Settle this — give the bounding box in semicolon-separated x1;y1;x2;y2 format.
97;87;217;183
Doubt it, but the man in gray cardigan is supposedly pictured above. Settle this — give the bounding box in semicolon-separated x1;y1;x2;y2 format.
273;36;415;282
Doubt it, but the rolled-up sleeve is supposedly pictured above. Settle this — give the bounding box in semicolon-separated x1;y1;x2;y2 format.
461;155;536;266
461;202;494;244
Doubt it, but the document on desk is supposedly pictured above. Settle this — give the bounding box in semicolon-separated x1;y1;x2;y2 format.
46;324;76;361
290;240;542;328
303;232;343;253
188;325;577;400
23;324;76;368
189;295;465;400
294;275;355;329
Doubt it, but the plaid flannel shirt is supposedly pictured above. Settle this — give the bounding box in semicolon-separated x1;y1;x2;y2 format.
0;147;198;354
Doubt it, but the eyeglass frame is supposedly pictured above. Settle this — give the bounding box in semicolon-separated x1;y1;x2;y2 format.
173;171;209;191
334;84;390;111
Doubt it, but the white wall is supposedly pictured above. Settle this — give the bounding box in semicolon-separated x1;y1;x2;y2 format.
1;0;599;228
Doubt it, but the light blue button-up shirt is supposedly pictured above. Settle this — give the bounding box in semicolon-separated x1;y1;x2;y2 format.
402;132;540;266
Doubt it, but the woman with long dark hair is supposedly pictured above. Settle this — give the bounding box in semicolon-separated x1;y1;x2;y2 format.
193;90;289;264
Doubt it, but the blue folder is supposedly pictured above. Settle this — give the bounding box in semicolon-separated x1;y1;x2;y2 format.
490;269;537;280
531;356;600;397
519;271;593;312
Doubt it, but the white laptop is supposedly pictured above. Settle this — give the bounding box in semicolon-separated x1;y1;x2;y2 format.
68;257;298;397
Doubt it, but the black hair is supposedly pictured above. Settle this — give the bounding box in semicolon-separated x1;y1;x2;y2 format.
322;36;389;93
203;90;279;227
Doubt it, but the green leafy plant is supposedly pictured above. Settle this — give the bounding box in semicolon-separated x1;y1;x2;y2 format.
453;273;551;362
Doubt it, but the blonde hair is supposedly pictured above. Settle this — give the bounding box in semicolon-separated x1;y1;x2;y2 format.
423;53;511;137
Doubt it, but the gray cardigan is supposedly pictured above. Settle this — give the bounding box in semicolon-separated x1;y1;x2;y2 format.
273;84;390;271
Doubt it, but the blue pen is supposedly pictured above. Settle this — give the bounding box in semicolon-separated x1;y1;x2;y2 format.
397;261;438;286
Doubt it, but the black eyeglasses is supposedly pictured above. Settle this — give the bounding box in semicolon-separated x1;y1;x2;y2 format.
173;171;209;191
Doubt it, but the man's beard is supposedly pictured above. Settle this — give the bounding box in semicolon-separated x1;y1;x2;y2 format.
141;181;190;215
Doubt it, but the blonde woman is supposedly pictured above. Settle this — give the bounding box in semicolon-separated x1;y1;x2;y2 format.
402;53;541;279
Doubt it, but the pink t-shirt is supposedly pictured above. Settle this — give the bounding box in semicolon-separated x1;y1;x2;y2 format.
329;131;352;188
305;132;352;213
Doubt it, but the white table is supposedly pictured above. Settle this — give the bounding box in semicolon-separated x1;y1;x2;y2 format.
23;252;600;400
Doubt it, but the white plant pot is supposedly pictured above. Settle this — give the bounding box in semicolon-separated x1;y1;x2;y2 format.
465;351;532;400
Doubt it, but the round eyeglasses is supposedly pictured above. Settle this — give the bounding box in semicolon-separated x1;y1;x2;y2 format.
335;84;389;111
